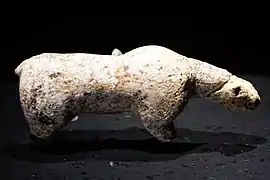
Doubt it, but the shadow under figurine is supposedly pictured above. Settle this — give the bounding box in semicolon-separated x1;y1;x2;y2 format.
15;45;261;146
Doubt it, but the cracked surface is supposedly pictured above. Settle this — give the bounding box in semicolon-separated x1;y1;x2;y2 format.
15;45;261;141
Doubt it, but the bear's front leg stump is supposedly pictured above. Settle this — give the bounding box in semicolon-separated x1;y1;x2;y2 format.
134;93;189;142
141;117;177;142
134;107;176;142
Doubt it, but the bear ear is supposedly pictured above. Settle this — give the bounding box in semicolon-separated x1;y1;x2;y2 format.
233;86;241;96
112;48;122;56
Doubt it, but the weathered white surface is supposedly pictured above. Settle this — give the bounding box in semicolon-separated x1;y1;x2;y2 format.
15;45;261;141
71;48;123;122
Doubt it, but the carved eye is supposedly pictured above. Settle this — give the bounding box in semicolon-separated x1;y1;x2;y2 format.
233;86;241;96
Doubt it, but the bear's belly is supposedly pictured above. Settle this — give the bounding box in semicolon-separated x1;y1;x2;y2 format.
80;90;135;114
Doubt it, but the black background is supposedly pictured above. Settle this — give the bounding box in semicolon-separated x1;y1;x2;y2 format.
4;15;270;180
2;15;269;82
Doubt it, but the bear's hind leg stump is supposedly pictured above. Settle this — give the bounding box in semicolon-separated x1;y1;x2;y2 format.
29;116;75;150
27;110;78;150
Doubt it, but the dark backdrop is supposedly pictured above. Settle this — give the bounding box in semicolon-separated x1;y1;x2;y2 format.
3;16;270;180
2;15;269;82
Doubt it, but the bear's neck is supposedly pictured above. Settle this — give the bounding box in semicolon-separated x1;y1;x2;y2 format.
188;57;232;98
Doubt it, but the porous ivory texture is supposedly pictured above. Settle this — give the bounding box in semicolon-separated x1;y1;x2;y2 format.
15;45;234;140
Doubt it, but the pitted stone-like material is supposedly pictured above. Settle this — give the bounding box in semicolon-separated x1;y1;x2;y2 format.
15;45;261;142
70;48;123;123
